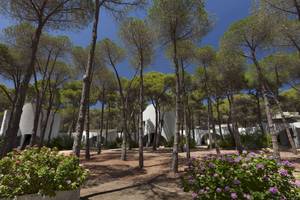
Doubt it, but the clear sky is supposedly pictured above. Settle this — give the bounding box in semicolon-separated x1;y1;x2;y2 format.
0;0;252;79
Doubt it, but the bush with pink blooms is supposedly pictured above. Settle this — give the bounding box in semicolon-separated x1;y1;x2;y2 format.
182;152;300;200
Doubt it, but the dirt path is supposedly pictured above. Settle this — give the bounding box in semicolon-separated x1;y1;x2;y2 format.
76;148;300;200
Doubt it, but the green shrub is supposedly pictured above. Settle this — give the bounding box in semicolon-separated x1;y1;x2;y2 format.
240;132;271;149
48;135;74;150
0;147;88;198
0;136;3;150
219;132;272;149
106;141;119;149
182;152;300;200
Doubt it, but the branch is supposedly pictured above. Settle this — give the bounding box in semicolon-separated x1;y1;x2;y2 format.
0;85;13;103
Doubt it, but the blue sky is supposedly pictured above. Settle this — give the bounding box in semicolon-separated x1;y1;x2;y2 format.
0;0;252;79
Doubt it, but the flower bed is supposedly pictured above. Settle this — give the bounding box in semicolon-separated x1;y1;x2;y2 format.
182;152;300;200
0;147;88;199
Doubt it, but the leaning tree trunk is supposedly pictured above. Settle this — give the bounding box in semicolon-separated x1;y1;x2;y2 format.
252;52;280;159
39;88;55;147
1;25;43;157
171;38;181;173
72;0;100;157
272;97;298;154
47;107;58;146
261;85;280;159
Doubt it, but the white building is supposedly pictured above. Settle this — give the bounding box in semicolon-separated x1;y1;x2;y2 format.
0;103;61;147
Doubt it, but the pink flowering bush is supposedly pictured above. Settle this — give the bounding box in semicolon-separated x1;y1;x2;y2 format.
0;147;88;198
182;152;300;200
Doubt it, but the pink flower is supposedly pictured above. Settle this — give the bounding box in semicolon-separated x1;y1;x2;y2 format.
294;180;300;188
231;192;238;199
278;169;288;177
192;192;197;199
269;187;278;194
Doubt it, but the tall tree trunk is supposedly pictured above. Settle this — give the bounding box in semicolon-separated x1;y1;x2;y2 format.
97;87;105;154
185;104;191;159
109;54;128;161
207;101;213;149
47;106;59;146
216;98;224;140
1;24;43;157
180;59;190;158
228;94;242;153
39;88;54;147
227;109;235;146
156;107;162;148
191;111;195;141
72;0;100;157
152;103;158;151
105;103;110;146
171;38;181;173
209;98;220;155
139;58;144;168
85;104;90;160
255;90;265;135
203;64;213;149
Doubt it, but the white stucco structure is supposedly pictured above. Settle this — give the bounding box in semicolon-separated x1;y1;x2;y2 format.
0;103;61;146
143;104;175;141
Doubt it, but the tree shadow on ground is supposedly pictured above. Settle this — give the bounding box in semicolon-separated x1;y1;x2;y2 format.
80;174;190;200
83;164;147;187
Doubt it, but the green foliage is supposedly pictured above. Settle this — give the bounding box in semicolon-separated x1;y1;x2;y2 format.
0;147;88;198
47;135;74;150
182;152;300;200
240;132;272;149
119;17;154;68
165;136;196;149
219;132;272;149
0;136;3;150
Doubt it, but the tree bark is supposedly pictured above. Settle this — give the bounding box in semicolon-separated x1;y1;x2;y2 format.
228;94;243;153
152;103;159;151
97;86;105;154
105;103;110;146
171;37;181;173
109;53;128;161
255;90;265;135
138;53;144;168
1;24;43;157
72;0;100;157
216;98;224;140
85;104;90;160
273;97;298;154
156;107;162;148
251;51;280;159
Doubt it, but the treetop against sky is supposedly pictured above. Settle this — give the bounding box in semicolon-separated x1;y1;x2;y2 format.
0;0;251;78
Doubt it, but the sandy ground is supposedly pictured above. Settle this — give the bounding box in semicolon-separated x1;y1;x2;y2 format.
69;148;300;200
